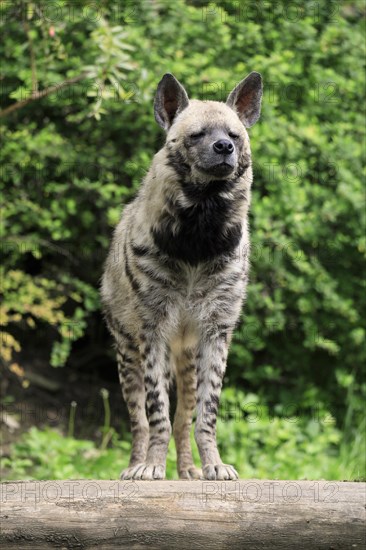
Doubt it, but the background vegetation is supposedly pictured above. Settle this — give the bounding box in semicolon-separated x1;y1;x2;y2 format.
1;0;365;481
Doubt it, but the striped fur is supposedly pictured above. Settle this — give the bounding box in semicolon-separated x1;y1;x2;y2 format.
101;72;262;480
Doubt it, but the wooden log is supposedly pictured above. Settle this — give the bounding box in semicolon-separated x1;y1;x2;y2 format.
0;479;365;549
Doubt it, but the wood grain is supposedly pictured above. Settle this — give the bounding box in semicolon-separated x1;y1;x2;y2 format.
1;479;365;549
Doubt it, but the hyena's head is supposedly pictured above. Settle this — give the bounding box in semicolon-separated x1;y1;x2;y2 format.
154;72;262;182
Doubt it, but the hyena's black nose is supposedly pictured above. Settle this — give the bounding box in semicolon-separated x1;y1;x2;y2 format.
213;139;234;155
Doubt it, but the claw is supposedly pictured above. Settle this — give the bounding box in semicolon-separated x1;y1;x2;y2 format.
178;465;203;480
203;463;238;480
120;462;166;480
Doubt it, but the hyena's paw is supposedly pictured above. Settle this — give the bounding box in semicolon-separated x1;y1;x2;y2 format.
178;465;203;480
120;463;166;480
203;464;238;480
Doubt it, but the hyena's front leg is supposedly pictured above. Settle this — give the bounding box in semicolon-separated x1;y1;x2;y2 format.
195;333;239;481
173;348;202;480
116;339;149;481
125;333;171;480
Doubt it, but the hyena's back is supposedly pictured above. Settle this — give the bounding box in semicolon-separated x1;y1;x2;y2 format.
101;71;262;480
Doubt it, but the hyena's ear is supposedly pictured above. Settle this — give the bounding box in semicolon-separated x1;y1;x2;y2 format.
154;74;189;130
226;72;263;128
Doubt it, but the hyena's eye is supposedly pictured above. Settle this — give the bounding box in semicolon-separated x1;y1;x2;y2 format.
228;132;240;139
190;131;206;139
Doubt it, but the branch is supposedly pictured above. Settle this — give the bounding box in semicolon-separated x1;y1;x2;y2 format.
0;74;89;118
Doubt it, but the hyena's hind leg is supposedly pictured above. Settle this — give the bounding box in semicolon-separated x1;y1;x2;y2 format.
112;331;150;480
173;348;202;480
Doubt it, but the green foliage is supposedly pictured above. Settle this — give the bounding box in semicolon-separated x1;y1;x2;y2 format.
4;387;364;480
0;0;365;477
216;388;365;480
1;268;99;368
2;426;130;480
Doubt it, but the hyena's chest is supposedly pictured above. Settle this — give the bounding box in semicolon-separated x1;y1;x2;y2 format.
152;261;246;334
166;270;243;359
151;190;243;266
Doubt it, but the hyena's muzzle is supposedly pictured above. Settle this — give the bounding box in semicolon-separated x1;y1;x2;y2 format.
188;128;237;178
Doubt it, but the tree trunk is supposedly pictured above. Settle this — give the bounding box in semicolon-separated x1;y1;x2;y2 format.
0;479;365;549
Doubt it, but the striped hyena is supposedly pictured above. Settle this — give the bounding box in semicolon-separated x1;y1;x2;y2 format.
101;72;262;480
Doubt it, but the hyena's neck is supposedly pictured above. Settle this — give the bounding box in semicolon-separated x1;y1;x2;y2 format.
142;148;252;266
